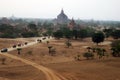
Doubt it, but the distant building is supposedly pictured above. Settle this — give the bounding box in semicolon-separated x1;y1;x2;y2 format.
54;9;69;24
68;18;76;30
0;17;10;24
68;18;80;30
10;14;16;20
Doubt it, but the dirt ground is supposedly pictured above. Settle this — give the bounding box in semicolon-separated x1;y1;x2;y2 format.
0;55;45;80
0;37;120;80
0;38;25;49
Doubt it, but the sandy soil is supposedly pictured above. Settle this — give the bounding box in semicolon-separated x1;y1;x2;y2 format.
0;54;45;80
0;38;25;49
0;37;120;80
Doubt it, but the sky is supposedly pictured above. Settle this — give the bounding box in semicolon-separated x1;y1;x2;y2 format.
0;0;120;21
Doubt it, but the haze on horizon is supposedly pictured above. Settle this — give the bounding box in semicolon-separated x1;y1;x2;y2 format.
0;0;120;21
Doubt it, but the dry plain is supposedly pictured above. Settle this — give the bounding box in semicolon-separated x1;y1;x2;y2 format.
0;37;120;80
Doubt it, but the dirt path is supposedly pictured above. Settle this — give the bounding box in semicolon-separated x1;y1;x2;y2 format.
0;53;66;80
0;37;67;80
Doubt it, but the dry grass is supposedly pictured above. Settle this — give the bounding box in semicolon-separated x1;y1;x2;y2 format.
0;54;45;80
0;38;25;49
1;37;120;80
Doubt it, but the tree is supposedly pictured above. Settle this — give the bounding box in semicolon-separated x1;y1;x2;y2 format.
111;40;120;57
0;24;21;38
28;23;37;31
48;46;56;56
92;32;105;45
17;48;22;55
21;32;37;37
72;30;78;39
78;29;88;40
46;28;53;36
103;28;113;38
64;29;73;39
48;46;53;54
111;30;120;39
53;30;63;39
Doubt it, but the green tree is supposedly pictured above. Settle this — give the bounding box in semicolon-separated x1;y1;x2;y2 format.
17;48;22;55
64;29;73;39
111;40;120;57
48;46;56;56
72;30;78;39
28;23;37;31
111;30;120;39
78;29;88;40
53;30;63;39
46;29;53;36
92;32;105;45
103;28;113;38
21;32;37;37
48;46;53;54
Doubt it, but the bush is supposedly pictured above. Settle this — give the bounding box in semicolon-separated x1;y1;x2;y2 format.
111;30;120;39
50;48;56;56
27;51;33;55
48;46;56;56
46;41;49;44
65;40;72;48
83;52;94;60
0;57;6;65
111;40;120;57
75;55;81;61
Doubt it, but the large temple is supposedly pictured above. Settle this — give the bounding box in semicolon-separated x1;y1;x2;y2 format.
53;9;81;30
54;9;69;24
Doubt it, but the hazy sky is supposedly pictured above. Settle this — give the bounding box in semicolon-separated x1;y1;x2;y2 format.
0;0;120;21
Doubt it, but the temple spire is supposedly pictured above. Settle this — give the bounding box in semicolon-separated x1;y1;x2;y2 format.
61;8;64;14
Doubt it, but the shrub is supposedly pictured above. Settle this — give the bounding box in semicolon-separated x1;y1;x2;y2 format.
17;48;22;55
48;46;56;56
83;52;94;60
111;40;120;57
27;51;33;55
0;57;6;65
86;47;92;52
46;41;49;44
50;48;56;56
111;30;120;39
75;55;81;61
65;40;72;48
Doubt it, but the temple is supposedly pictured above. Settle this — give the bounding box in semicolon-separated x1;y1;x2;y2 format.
54;9;69;24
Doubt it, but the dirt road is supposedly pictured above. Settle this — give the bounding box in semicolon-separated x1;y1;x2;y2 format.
0;37;67;80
